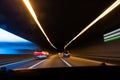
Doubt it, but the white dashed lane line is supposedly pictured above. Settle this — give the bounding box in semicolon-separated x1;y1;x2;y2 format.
28;59;47;69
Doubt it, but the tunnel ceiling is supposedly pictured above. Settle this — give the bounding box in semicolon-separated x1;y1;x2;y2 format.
0;0;120;51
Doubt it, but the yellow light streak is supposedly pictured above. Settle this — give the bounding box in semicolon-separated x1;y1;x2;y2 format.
23;0;57;49
64;0;120;49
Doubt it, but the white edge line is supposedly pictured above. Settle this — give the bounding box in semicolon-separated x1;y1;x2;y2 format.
28;59;46;69
60;58;72;67
0;58;35;67
72;56;116;66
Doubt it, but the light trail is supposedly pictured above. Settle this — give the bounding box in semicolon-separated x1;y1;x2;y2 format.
64;0;120;49
23;0;57;49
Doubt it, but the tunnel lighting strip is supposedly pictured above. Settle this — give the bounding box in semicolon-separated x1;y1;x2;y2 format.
104;28;120;39
23;0;57;49
64;0;120;49
104;28;120;37
104;32;120;39
104;35;120;42
104;28;120;42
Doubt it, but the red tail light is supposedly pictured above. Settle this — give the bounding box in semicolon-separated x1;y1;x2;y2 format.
33;51;43;56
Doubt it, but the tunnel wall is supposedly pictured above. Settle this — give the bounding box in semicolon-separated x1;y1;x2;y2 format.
70;39;120;63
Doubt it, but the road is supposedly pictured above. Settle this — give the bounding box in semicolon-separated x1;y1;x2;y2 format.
0;54;115;70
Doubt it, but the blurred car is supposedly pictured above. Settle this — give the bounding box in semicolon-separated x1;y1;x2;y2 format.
33;50;49;59
63;51;70;58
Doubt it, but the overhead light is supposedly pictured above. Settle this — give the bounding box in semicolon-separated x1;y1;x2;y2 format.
64;0;120;49
23;0;57;49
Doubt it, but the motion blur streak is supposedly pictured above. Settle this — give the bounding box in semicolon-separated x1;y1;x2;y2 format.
23;0;57;49
104;28;120;42
0;58;34;67
64;0;120;49
104;28;120;36
104;32;120;39
0;28;39;54
0;28;30;42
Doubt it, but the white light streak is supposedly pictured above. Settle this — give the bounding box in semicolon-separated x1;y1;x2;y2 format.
23;0;57;49
104;32;120;39
64;0;120;49
104;28;120;37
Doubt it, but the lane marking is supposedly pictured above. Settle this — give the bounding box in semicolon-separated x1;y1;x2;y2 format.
28;59;46;69
60;58;72;67
0;58;35;67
